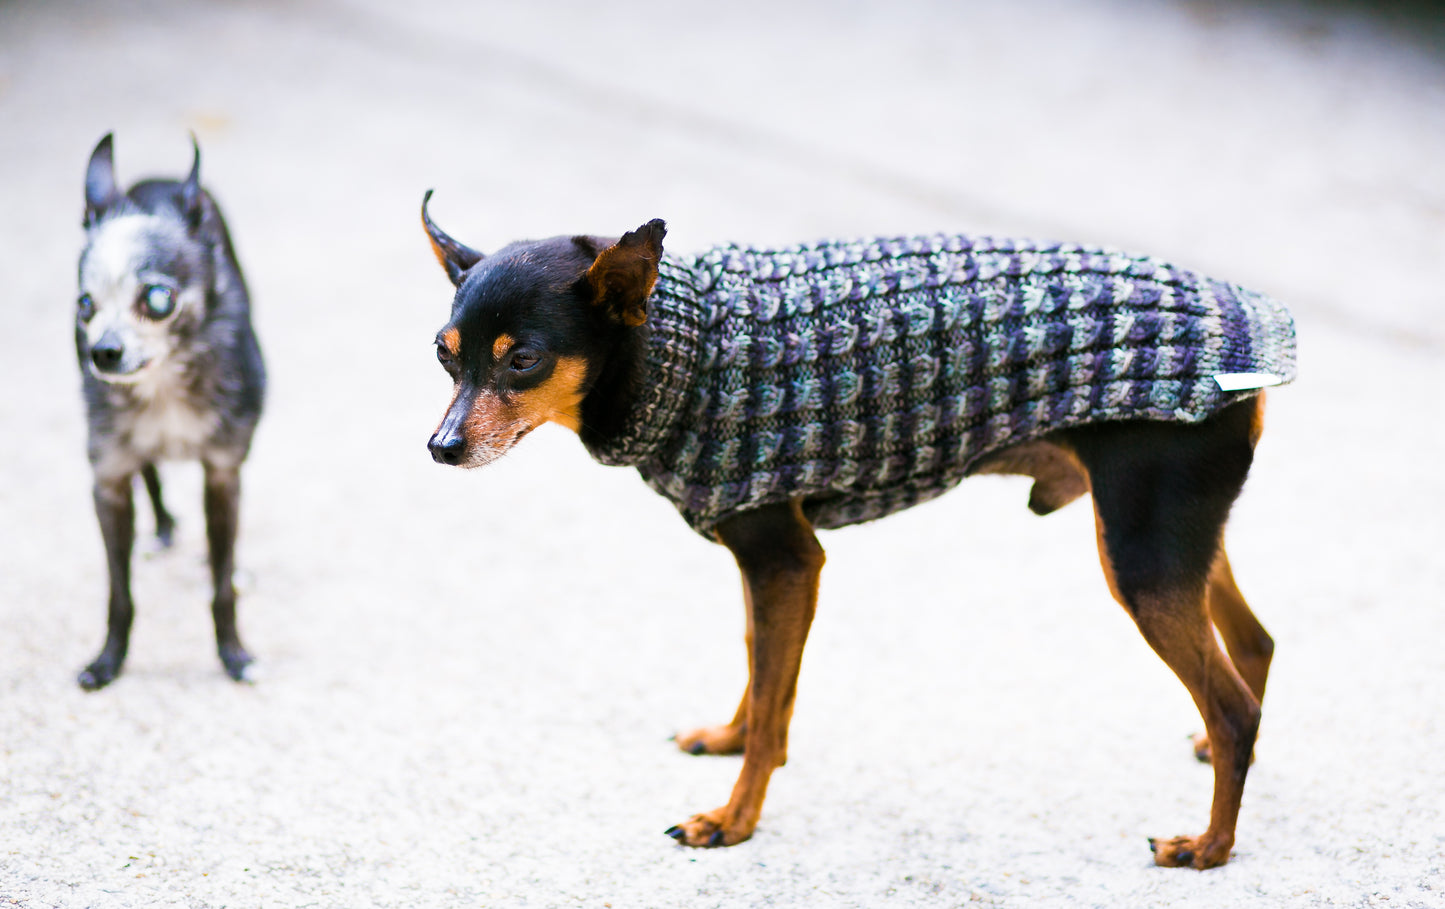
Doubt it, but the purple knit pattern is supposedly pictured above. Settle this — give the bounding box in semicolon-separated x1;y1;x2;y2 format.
584;233;1297;536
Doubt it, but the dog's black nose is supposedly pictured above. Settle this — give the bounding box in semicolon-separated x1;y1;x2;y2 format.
428;433;466;466
91;337;124;372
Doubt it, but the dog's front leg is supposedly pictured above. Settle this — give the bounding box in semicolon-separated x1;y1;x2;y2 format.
667;499;824;847
78;476;136;690
203;462;254;681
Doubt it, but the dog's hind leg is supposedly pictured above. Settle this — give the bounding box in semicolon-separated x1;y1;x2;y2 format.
1192;550;1274;763
139;462;175;549
204;462;254;681
78;477;137;690
1206;553;1271;701
667;499;823;846
1108;561;1257;869
1072;398;1263;869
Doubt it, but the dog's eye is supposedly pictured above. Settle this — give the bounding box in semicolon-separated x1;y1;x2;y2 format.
142;285;175;319
509;352;540;372
77;293;96;322
436;342;454;367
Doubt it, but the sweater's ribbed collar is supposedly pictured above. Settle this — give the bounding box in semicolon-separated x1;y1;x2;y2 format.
581;256;707;468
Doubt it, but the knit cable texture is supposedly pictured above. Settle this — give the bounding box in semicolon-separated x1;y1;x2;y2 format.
583;234;1297;536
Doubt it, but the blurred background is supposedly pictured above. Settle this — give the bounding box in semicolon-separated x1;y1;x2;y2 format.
2;1;1442;906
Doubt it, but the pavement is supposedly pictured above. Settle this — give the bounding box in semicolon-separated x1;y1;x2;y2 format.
1;1;1443;906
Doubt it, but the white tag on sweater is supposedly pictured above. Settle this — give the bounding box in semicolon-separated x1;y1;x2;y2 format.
1214;372;1285;392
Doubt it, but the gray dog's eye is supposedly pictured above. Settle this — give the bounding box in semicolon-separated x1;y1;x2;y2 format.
142;284;175;319
77;293;96;322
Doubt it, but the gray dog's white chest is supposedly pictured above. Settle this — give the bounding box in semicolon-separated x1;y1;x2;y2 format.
94;368;220;477
122;387;216;458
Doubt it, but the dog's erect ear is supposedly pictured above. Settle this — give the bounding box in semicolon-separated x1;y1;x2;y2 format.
180;133;204;231
421;190;485;287
586;219;666;327
84;133;120;228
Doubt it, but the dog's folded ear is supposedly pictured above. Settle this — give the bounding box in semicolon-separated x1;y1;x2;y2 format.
84;133;120;228
586;219;666;328
181;133;204;231
421;190;485;287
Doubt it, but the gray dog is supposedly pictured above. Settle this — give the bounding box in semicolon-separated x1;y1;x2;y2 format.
74;133;265;689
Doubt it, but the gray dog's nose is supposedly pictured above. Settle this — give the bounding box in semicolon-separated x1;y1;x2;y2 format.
91;338;124;372
428;433;465;466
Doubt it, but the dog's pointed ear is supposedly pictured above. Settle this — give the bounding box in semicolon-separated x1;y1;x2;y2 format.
180;133;204;231
84;133;120;228
421;190;485;287
586;219;666;327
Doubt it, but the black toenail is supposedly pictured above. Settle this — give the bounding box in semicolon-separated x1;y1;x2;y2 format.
708;830;724;847
689;741;706;755
665;826;684;840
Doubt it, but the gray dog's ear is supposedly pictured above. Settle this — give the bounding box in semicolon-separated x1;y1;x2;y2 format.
421;190;485;287
586;218;666;327
84;133;120;228
180;133;204;231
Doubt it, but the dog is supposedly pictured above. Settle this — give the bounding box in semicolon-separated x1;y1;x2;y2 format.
73;133;265;690
418;191;1295;869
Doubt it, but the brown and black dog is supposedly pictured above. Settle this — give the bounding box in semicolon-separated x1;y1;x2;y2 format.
418;193;1282;869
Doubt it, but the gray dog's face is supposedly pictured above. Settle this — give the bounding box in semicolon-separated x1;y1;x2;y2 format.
77;213;208;387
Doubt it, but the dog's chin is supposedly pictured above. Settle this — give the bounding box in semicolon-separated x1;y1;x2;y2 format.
88;359;156;385
457;450;505;469
458;425;533;468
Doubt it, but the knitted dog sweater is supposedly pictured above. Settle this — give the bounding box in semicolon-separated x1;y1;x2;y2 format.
583;234;1297;536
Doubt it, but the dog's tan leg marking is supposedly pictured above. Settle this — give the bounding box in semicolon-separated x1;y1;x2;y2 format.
667;499;823;847
1192;549;1273;764
1206;552;1272;702
1093;503;1259;870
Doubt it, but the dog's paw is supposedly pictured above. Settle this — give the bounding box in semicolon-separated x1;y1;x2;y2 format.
674;723;746;756
664;808;755;848
77;658;122;691
1149;833;1233;869
219;646;257;684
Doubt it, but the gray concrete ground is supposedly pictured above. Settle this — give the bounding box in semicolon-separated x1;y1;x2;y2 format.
2;1;1443;906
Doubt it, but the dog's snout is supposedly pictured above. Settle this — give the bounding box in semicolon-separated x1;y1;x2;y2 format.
428;432;466;466
91;335;124;372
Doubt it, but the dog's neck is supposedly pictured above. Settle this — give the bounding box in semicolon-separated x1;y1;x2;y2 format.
579;255;707;468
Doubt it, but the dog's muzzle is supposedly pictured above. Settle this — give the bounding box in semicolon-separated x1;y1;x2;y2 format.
429;392;470;465
88;330;150;380
429;385;523;468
